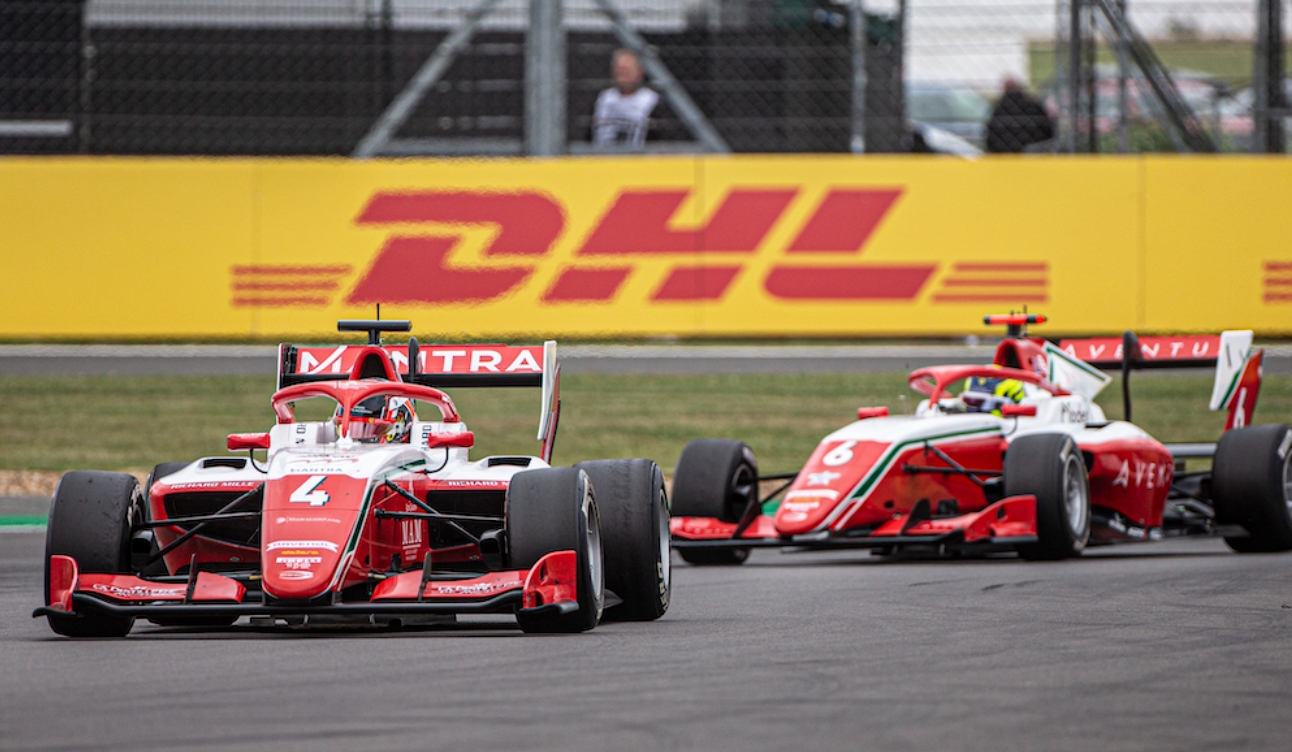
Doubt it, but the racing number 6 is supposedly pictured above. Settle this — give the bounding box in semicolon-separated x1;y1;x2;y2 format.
290;476;330;507
822;441;857;467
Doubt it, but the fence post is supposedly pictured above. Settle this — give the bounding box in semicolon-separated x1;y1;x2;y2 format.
1253;0;1287;154
525;0;566;156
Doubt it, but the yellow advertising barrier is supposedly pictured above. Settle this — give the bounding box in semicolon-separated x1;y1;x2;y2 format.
0;155;1288;339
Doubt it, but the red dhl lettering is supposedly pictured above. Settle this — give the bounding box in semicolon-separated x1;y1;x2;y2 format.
233;186;1047;308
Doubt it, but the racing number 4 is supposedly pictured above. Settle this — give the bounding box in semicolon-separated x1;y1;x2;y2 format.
290;476;330;507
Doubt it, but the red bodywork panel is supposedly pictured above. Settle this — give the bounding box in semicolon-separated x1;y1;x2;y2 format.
1082;437;1173;529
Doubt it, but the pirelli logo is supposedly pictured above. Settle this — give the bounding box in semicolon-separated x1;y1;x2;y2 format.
230;186;1047;308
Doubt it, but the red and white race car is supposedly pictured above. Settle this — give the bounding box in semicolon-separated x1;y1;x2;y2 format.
36;320;670;637
671;314;1291;563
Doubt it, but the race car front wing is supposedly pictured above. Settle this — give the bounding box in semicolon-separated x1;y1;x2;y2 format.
33;550;581;625
671;495;1039;553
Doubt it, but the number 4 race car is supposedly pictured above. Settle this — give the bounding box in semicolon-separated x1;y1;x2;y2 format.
35;320;671;637
671;314;1292;563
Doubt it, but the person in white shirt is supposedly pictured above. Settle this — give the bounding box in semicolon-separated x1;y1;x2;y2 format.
592;49;660;147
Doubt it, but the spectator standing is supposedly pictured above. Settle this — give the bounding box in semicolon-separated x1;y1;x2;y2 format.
986;77;1055;153
592;49;659;148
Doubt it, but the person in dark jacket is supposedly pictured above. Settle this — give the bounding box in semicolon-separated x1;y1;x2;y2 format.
986;77;1055;153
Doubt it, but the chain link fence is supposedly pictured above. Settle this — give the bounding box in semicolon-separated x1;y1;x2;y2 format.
0;1;1284;156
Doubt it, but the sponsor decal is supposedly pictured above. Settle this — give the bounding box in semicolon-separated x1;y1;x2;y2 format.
785;490;839;501
1061;336;1221;364
1059;402;1089;424
1111;459;1170;490
294;345;543;376
266;540;340;552
235;185;986;310
164;481;260;491
400;519;424;549
1263;261;1292;304
278;570;315;581
428;580;522;596
275;516;344;525
276;555;323;570
428;480;511;488
806;471;842;486
91;583;184;599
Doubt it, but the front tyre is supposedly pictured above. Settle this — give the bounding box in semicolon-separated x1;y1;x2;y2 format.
1212;424;1292;553
1006;434;1091;561
575;459;670;622
507;467;604;633
45;471;142;637
672;439;757;566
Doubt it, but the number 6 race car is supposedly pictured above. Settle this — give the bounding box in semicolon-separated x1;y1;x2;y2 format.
671;314;1291;563
35;320;671;637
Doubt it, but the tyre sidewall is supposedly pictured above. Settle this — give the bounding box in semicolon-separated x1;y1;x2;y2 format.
576;459;670;621
1006;434;1090;560
1213;424;1292;552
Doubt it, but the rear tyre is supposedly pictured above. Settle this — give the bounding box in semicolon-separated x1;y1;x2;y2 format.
671;439;758;566
575;459;670;622
1212;424;1292;553
1005;434;1091;561
507;467;604;633
45;471;141;637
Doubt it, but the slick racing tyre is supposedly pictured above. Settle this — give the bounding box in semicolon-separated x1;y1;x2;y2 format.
144;462;189;499
45;471;142;637
137;462;190;577
671;439;758;566
1211;424;1292;553
507;467;604;633
575;459;670;622
1005;434;1091;561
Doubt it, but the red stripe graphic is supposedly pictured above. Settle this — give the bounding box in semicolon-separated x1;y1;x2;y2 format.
952;262;1048;273
232;281;341;292
941;278;1047;288
930;260;1049;305
229;264;351;309
232;297;330;308
232;265;351;276
932;294;1049;303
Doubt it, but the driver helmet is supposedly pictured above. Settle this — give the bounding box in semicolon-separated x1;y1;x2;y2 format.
339;395;416;443
962;375;1025;415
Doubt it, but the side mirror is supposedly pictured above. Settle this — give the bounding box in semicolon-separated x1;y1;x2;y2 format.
425;431;475;450
1000;404;1037;418
856;407;890;420
228;432;271;451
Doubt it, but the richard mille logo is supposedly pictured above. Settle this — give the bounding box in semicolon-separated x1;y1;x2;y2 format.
807;471;842;486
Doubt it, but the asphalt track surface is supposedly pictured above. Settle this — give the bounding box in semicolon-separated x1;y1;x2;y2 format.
4;343;1292;376
4;530;1292;752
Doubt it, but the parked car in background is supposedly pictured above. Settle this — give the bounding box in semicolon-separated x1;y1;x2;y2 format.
907;82;992;148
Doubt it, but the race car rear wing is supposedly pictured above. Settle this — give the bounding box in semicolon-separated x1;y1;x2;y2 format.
1058;330;1263;430
276;320;562;461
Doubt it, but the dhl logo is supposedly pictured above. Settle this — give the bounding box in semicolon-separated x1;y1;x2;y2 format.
231;187;1048;308
1265;261;1292;304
